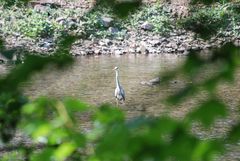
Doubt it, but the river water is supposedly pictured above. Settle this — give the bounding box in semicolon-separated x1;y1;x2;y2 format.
22;54;184;117
1;54;239;160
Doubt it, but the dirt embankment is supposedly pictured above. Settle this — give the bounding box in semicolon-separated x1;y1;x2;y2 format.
1;0;240;62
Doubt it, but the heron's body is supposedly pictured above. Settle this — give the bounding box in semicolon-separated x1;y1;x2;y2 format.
115;85;125;101
114;67;125;105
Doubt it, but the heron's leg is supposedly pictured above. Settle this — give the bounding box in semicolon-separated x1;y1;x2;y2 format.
116;99;119;107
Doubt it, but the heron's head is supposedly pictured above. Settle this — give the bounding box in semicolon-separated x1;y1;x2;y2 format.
113;66;119;71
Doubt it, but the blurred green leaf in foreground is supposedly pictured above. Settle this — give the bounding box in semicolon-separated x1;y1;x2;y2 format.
0;0;240;160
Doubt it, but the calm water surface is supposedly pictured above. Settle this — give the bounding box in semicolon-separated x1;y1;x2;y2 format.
22;55;183;117
14;55;240;160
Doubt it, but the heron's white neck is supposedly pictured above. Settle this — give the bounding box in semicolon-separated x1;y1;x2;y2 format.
115;70;120;88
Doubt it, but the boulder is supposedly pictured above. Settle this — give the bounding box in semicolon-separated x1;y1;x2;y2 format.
140;21;154;31
100;17;114;28
140;77;160;86
108;27;119;34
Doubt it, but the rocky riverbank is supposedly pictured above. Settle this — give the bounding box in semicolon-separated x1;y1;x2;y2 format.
1;1;240;60
70;29;240;56
2;26;239;57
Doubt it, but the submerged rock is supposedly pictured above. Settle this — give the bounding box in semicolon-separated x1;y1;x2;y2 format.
141;77;160;86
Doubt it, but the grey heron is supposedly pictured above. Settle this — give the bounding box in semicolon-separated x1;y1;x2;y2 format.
113;66;125;106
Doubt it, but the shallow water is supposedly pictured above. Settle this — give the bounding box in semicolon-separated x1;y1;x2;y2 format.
2;54;240;160
21;54;240;123
22;54;183;117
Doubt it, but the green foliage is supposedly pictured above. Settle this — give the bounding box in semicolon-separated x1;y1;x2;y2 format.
0;0;29;7
179;3;240;39
80;7;120;38
0;92;27;142
0;7;81;39
21;97;86;161
126;4;172;34
188;98;227;127
180;4;229;38
90;111;225;161
1;25;240;161
1;1;240;40
162;43;240;140
0;1;240;161
1;151;25;161
18;12;55;38
2;42;240;161
94;0;142;18
0;36;74;144
0;2;172;39
191;0;230;5
227;123;240;143
165;43;240;106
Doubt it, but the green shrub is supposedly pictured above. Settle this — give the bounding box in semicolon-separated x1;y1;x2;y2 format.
19;14;55;38
0;7;80;39
179;3;240;38
126;4;172;34
0;0;28;7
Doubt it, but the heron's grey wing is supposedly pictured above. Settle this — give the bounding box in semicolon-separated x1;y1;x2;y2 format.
120;86;125;101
